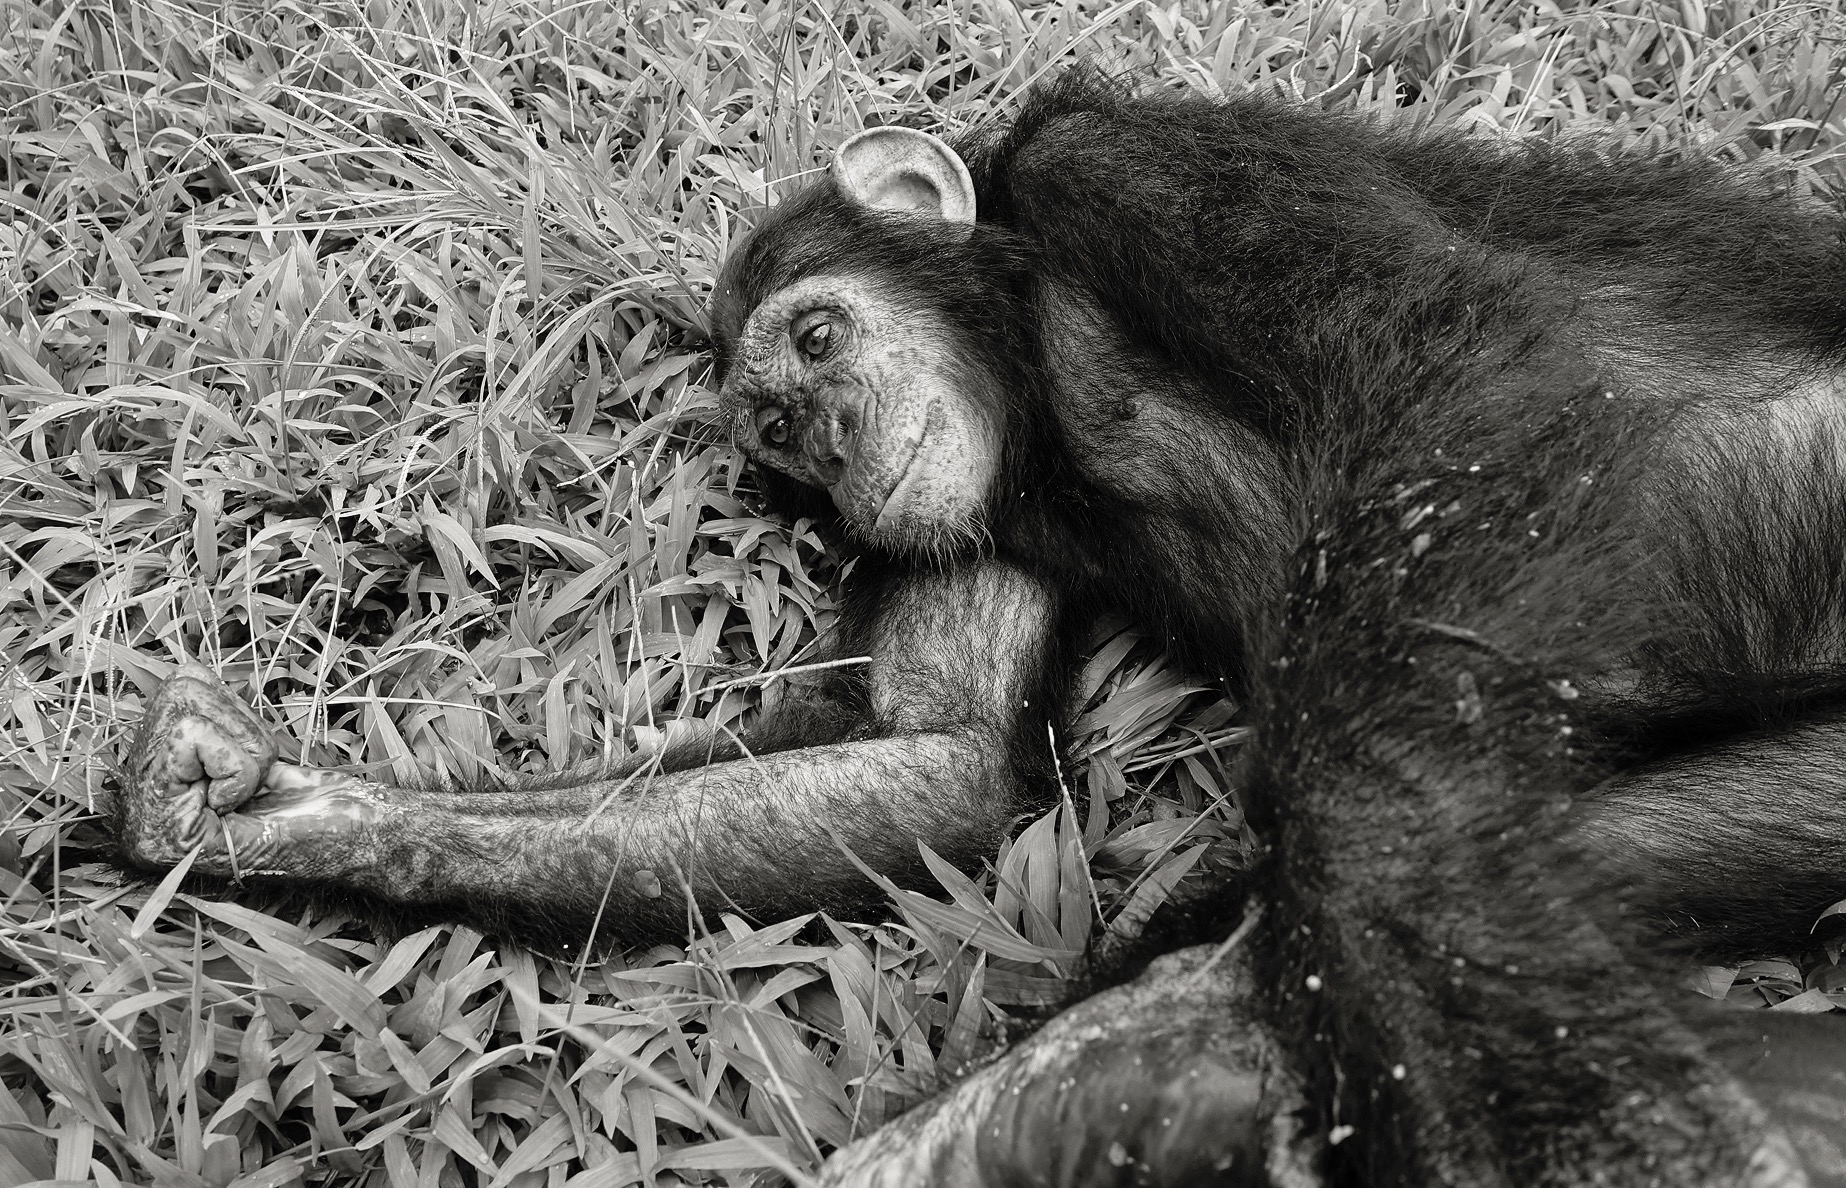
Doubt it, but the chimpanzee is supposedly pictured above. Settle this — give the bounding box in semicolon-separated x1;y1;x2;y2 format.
116;68;1846;1185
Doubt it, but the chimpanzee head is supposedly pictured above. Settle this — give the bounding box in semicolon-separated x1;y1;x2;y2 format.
709;128;1023;557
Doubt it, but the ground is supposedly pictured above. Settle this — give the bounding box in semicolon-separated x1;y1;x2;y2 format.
2;0;1844;1185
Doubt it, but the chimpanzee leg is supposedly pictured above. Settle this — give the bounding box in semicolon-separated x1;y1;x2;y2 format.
114;561;1059;949
1247;636;1826;1187
1227;386;1836;1184
1561;714;1846;1185
1707;1012;1846;1188
819;703;1846;1188
1571;710;1846;956
820;941;1321;1188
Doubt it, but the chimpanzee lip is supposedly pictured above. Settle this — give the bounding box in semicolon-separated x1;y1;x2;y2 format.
868;429;927;535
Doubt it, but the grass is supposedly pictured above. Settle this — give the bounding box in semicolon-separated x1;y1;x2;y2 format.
1;0;1842;1184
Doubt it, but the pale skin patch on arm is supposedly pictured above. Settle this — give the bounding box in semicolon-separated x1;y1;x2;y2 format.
114;562;1057;938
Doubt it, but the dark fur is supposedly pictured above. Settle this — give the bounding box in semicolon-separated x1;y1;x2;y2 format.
712;70;1846;1184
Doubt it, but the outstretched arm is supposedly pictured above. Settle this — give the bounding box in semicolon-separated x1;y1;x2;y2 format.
114;560;1060;949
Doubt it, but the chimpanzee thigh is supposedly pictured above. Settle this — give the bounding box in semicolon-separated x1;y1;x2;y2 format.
1705;1012;1846;1188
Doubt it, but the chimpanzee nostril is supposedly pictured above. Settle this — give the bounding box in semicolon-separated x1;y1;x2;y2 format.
803;410;855;485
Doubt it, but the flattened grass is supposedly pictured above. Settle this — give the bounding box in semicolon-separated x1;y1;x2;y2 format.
2;0;1842;1183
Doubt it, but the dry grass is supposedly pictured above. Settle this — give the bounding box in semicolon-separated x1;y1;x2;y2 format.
2;0;1842;1184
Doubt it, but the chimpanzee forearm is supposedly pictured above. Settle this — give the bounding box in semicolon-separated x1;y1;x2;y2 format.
115;560;1062;950
183;731;1023;946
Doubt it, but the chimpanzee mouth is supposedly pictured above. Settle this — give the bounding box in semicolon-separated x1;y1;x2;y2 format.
869;430;928;536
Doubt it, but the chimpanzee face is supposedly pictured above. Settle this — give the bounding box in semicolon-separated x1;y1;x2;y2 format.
714;126;1002;558
717;272;1001;556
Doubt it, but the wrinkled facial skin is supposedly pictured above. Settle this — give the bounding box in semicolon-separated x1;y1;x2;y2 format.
717;273;1002;557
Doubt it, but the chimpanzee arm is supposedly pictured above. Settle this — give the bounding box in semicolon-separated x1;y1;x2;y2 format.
113;560;1059;948
1570;710;1846;957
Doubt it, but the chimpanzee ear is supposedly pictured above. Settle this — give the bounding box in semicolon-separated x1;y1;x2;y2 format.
831;127;977;224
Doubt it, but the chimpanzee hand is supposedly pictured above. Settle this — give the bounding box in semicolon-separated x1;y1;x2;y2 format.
116;664;386;878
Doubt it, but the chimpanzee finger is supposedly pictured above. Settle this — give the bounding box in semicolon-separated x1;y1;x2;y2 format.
189;720;269;812
152;667;279;810
163;726;206;784
114;713;213;868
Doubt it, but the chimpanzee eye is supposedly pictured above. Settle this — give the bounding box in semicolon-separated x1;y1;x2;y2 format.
796;319;836;361
756;406;791;446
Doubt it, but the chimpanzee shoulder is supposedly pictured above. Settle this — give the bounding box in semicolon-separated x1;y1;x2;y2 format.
959;70;1846;398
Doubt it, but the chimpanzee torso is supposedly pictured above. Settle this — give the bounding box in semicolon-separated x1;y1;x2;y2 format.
956;91;1846;730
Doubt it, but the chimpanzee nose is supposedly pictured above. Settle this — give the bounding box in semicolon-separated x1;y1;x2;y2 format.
801;405;857;486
